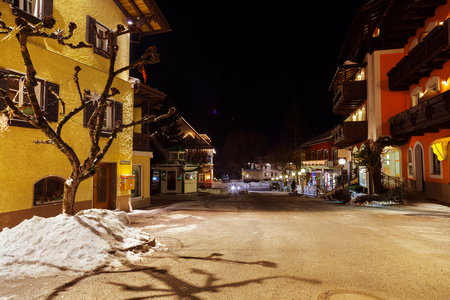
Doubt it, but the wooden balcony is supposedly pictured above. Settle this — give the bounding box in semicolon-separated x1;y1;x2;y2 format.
332;121;368;148
301;160;335;169
133;132;150;152
388;18;450;91
388;90;450;138
333;80;367;114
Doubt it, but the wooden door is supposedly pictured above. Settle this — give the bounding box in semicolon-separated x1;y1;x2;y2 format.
93;163;116;209
167;171;177;191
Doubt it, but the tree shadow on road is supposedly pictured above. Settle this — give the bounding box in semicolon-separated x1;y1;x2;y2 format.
46;253;321;300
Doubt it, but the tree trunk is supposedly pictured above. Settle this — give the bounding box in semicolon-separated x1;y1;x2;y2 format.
62;179;80;215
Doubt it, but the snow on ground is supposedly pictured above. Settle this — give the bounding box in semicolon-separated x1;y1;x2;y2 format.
0;209;158;278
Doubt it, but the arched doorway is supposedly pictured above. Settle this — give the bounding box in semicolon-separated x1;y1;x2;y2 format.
414;144;424;192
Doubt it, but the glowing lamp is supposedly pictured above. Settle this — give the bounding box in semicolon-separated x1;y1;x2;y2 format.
338;158;346;165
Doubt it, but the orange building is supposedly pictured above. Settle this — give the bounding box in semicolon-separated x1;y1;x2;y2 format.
330;0;450;203
387;1;450;203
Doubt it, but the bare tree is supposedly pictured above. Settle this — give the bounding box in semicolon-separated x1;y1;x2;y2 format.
222;130;267;176
353;136;406;194
0;14;175;215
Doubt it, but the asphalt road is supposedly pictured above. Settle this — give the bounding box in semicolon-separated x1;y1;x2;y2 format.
2;192;450;299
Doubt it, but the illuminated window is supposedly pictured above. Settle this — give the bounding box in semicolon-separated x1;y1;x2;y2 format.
425;76;440;93
34;176;64;206
131;165;142;199
410;86;422;107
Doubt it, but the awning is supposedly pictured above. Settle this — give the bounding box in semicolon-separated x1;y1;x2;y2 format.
431;137;450;161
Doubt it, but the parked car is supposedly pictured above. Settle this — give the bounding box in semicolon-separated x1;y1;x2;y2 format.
269;182;281;191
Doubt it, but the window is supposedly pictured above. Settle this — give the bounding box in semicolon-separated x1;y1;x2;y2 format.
83;99;123;136
332;148;338;160
324;149;329;160
431;150;441;176
407;148;413;178
86;16;116;58
131;165;142;199
178;153;185;160
8;75;43;113
34;176;64;205
429;143;442;178
425;76;440;93
199;174;205;182
11;0;53;24
410;86;422;107
0;69;59;127
311;151;316;160
102;104;113;131
317;150;322;160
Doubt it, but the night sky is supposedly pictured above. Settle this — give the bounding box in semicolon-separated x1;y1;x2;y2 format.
131;1;362;151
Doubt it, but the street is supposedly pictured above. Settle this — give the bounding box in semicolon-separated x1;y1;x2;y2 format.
2;192;450;299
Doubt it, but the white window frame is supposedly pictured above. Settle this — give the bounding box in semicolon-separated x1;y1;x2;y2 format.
18;0;43;19
410;86;422;107
10;79;42;107
102;102;113;131
425;76;440;93
429;144;443;179
95;23;109;53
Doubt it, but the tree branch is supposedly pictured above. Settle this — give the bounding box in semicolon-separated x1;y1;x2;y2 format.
91;107;177;169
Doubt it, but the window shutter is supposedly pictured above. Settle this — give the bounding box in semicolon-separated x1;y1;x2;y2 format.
86;16;97;46
0;69;9;111
43;0;53;17
114;101;123;125
83;100;96;127
44;82;59;122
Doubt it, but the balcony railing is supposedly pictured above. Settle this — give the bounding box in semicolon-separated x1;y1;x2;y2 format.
133;132;150;152
388;18;450;91
332;121;368;148
302;160;335;168
333;80;367;115
389;90;450;138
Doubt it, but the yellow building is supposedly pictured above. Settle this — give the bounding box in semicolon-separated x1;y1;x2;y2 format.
130;81;167;208
0;0;170;229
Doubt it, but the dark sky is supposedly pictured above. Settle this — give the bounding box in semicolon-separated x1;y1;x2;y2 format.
131;1;362;150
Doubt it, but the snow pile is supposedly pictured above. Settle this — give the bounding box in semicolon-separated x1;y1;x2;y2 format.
0;209;156;278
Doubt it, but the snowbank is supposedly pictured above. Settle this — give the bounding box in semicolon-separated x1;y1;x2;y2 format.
0;209;157;278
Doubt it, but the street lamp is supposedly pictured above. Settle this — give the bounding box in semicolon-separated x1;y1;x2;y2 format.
338;158;346;188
